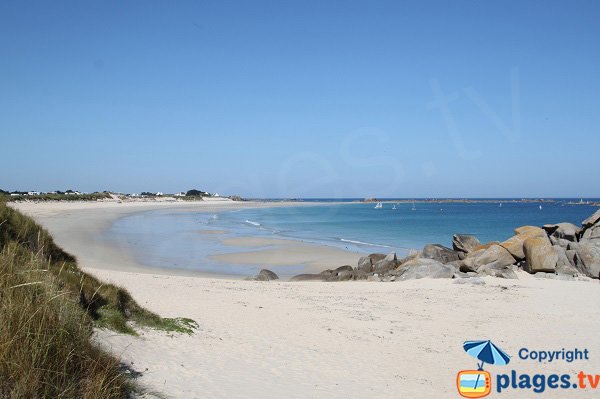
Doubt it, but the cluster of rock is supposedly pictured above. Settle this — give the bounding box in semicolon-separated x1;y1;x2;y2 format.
284;208;600;282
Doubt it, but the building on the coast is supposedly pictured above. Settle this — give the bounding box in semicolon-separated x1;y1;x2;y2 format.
174;192;186;197
156;192;164;196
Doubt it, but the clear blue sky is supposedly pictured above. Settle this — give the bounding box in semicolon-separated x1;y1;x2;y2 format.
1;1;598;198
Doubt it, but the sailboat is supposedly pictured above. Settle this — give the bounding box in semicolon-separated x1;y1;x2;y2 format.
499;202;502;207
411;202;416;211
392;203;397;210
539;204;543;211
374;202;383;209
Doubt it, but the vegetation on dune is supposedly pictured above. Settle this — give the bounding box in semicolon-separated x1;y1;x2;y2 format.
0;200;197;397
1;191;112;202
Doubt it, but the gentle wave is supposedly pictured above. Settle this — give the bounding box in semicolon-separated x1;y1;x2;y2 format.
244;220;261;227
339;238;391;248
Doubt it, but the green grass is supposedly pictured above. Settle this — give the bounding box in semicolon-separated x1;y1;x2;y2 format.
0;200;197;397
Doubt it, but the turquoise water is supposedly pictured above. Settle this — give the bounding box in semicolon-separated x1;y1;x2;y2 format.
106;200;598;275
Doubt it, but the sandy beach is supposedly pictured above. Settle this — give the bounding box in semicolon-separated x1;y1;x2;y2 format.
12;200;361;277
11;200;600;399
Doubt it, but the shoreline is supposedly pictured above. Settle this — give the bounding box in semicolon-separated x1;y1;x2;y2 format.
9;200;600;398
10;199;363;278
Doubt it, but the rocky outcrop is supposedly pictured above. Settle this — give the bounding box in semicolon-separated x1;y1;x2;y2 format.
573;242;600;278
452;234;480;253
256;269;279;281
477;264;518;279
523;236;557;273
471;242;500;252
543;223;580;242
357;256;374;273
321;265;354;282
289;209;600;283
582;209;600;229
500;226;547;260
422;244;461;263
372;252;398;274
461;245;515;273
394;258;455;281
553;245;579;276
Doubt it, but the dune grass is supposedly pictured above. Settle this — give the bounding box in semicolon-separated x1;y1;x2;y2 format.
0;200;197;397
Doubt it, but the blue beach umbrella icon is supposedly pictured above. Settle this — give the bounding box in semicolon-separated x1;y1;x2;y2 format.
463;340;511;369
463;340;511;393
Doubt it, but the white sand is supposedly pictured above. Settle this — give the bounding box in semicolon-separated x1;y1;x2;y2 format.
11;201;600;399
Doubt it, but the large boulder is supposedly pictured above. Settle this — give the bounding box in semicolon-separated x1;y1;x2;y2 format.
582;209;600;229
422;244;461;263
253;269;279;281
574;242;600;278
395;258;455;281
553;245;579;276
471;242;500;252
500;226;547;259
523;236;557;273
581;225;600;242
322;265;354;282
452;234;481;253
372;252;398;274
357;256;374;273
543;223;580;242
461;244;516;273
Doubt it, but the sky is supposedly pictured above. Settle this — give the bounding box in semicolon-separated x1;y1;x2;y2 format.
1;0;599;198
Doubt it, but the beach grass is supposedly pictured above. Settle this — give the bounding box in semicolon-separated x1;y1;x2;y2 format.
0;200;196;397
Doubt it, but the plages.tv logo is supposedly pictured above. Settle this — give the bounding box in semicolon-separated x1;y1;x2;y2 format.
456;340;511;398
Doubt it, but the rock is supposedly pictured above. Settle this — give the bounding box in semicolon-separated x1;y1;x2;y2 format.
367;274;381;282
422;244;461;263
322;265;354;282
253;269;279;281
500;226;547;260
582;209;600;228
523;236;557;273
543;223;580;242
581;225;600;242
549;236;572;248
351;269;370;280
367;253;386;264
372;252;398;274
357;256;373;272
289;274;323;282
453;277;486;285
553;245;579;276
566;249;578;266
514;225;547;236
574;242;600;278
395;258;455;281
452;234;481;253
472;242;500;252
461;244;516;273
477;264;518;279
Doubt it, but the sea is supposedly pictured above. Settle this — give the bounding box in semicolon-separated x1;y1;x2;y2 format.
105;199;599;275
